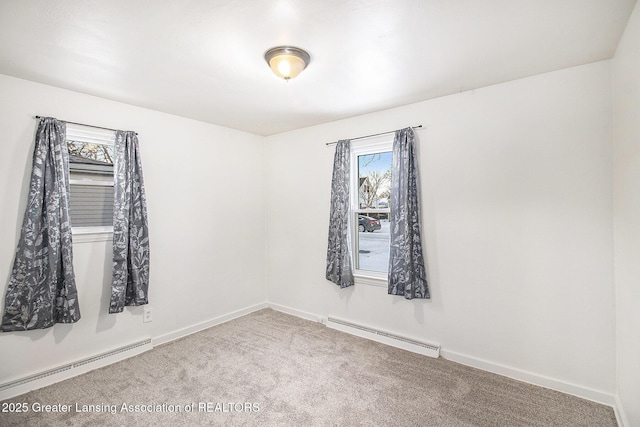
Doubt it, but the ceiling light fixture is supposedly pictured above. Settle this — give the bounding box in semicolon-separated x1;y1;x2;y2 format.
264;46;310;81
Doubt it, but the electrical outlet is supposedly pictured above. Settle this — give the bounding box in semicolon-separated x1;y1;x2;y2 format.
143;307;152;323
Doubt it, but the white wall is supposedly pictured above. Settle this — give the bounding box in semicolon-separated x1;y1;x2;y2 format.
0;53;624;414
0;74;266;384
613;1;640;425
266;61;616;401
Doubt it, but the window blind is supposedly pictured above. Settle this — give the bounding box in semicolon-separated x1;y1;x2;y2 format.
69;183;114;227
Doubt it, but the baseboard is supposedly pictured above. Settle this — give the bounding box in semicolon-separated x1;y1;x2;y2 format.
153;302;269;346
614;395;629;427
441;349;617;408
266;301;324;323
2;300;623;423
0;338;152;401
266;304;620;410
0;302;268;401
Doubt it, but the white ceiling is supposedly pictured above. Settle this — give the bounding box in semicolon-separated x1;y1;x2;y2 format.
0;1;636;136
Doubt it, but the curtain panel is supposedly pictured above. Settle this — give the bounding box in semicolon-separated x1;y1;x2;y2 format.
109;131;150;313
388;128;430;299
1;117;81;331
326;140;354;288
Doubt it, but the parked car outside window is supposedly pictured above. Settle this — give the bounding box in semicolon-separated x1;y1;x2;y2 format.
358;215;381;232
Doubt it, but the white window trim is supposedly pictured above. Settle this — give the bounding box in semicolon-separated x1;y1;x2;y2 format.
350;134;393;286
354;272;387;287
66;123;116;146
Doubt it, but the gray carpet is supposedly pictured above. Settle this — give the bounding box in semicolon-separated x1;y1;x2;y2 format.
1;309;617;426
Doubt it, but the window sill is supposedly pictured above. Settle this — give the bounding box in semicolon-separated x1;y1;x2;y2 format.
354;272;387;287
72;227;113;243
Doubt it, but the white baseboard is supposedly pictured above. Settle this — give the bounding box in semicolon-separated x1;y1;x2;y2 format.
614;395;629;427
153;302;268;346
266;301;324;323
0;338;152;401
440;349;617;408
2;300;624;425
266;304;620;413
0;303;268;401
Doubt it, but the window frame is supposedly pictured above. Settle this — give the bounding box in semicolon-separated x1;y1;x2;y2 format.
349;134;393;286
66;124;116;240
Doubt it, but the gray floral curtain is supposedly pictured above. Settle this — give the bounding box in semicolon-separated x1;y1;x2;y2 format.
326;140;354;288
388;128;430;299
1;118;81;331
109;131;150;313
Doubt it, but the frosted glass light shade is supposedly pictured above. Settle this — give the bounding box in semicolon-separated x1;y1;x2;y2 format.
265;46;310;80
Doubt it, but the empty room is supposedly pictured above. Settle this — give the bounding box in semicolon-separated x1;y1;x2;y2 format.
1;1;639;426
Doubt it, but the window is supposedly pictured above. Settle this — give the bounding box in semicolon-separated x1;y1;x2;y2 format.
350;134;392;281
66;124;115;238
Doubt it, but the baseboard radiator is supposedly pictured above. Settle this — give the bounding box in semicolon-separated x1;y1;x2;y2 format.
325;317;440;359
0;338;152;401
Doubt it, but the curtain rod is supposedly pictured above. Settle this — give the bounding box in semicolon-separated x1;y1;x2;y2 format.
34;116;137;135
325;125;422;146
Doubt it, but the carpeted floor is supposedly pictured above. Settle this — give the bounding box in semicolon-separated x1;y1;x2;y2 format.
1;308;617;426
